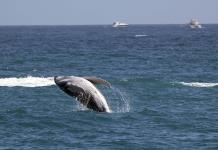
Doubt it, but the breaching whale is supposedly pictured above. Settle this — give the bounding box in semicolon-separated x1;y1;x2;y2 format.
54;76;111;112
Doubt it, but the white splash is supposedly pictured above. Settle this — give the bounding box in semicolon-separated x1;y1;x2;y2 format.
110;87;130;113
135;34;148;37
0;76;55;87
178;82;218;88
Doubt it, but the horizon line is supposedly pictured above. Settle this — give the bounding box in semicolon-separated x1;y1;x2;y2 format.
0;23;218;26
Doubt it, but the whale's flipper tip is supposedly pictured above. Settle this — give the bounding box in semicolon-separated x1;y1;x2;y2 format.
83;76;111;88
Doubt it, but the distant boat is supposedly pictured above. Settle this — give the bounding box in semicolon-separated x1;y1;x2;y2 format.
112;21;128;27
189;19;202;28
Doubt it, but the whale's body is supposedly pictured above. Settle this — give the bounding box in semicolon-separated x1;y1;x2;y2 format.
54;76;111;112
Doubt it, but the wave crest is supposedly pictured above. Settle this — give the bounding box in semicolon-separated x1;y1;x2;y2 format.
178;82;218;88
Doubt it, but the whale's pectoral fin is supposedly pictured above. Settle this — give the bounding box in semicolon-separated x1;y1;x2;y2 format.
83;76;111;88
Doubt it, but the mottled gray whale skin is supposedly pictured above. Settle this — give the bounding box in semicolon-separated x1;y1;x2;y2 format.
54;76;111;112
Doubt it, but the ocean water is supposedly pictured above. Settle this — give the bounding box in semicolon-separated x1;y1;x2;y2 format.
0;25;218;149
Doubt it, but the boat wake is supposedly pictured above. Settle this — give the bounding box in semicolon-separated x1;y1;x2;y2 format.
177;82;218;88
0;76;55;87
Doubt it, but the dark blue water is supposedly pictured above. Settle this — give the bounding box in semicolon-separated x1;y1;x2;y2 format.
0;25;218;149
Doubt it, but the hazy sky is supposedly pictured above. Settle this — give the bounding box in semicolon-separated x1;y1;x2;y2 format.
0;0;218;25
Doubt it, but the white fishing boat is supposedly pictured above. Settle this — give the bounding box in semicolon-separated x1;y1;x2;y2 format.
189;19;202;28
112;21;128;27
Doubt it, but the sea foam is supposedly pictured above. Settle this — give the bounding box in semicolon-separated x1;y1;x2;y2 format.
0;76;55;87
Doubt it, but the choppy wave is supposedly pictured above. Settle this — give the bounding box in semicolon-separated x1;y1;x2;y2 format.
0;76;55;87
178;82;218;87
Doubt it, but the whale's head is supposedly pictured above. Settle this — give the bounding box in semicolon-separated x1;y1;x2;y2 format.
54;76;70;83
54;76;64;86
54;76;71;89
54;76;85;97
